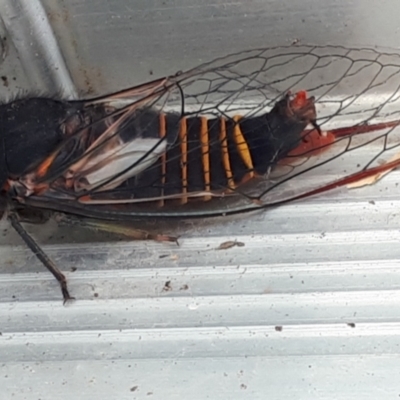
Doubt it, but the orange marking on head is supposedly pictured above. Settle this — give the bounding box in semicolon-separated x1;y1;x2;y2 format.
290;90;308;108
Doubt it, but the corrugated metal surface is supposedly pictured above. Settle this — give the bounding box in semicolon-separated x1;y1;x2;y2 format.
2;1;400;399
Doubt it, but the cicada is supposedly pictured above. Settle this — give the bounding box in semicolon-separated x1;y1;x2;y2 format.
3;44;400;302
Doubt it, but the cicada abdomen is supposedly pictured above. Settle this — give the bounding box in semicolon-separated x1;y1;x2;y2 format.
76;90;320;205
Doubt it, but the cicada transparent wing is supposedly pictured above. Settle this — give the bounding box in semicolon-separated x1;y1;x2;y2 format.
8;45;400;221
6;44;400;302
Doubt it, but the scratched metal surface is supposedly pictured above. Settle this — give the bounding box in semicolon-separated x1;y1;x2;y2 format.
2;1;400;399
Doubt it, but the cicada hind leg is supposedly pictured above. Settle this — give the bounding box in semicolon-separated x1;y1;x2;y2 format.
55;213;180;245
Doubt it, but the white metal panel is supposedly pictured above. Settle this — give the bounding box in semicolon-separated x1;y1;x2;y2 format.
1;1;400;399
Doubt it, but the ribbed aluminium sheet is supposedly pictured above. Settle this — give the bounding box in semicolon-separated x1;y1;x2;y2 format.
1;1;400;399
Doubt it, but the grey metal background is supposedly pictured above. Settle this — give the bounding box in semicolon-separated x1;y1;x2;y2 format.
1;0;400;399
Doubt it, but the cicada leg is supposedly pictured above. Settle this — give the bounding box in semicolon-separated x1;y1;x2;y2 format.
267;118;400;207
327;120;400;138
286;154;400;204
8;213;74;304
55;214;180;245
282;119;400;160
280;120;400;205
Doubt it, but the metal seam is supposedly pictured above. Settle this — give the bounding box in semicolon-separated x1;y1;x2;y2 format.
0;0;78;99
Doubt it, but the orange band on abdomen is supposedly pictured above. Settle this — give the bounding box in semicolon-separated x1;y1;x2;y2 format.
233;115;254;178
219;117;234;189
179;117;188;204
200;116;211;201
158;113;166;207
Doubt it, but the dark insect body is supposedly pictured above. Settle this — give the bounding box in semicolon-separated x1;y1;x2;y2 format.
2;44;400;302
4;90;318;212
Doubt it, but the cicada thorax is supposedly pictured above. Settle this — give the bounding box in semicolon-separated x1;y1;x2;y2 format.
0;97;87;199
0;98;81;177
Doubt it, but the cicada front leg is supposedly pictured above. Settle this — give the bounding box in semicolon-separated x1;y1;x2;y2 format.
8;213;74;304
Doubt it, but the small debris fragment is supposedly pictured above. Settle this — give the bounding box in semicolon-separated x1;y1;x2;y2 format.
130;386;138;392
216;240;245;250
162;281;172;292
159;253;179;260
275;326;283;332
347;322;356;328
